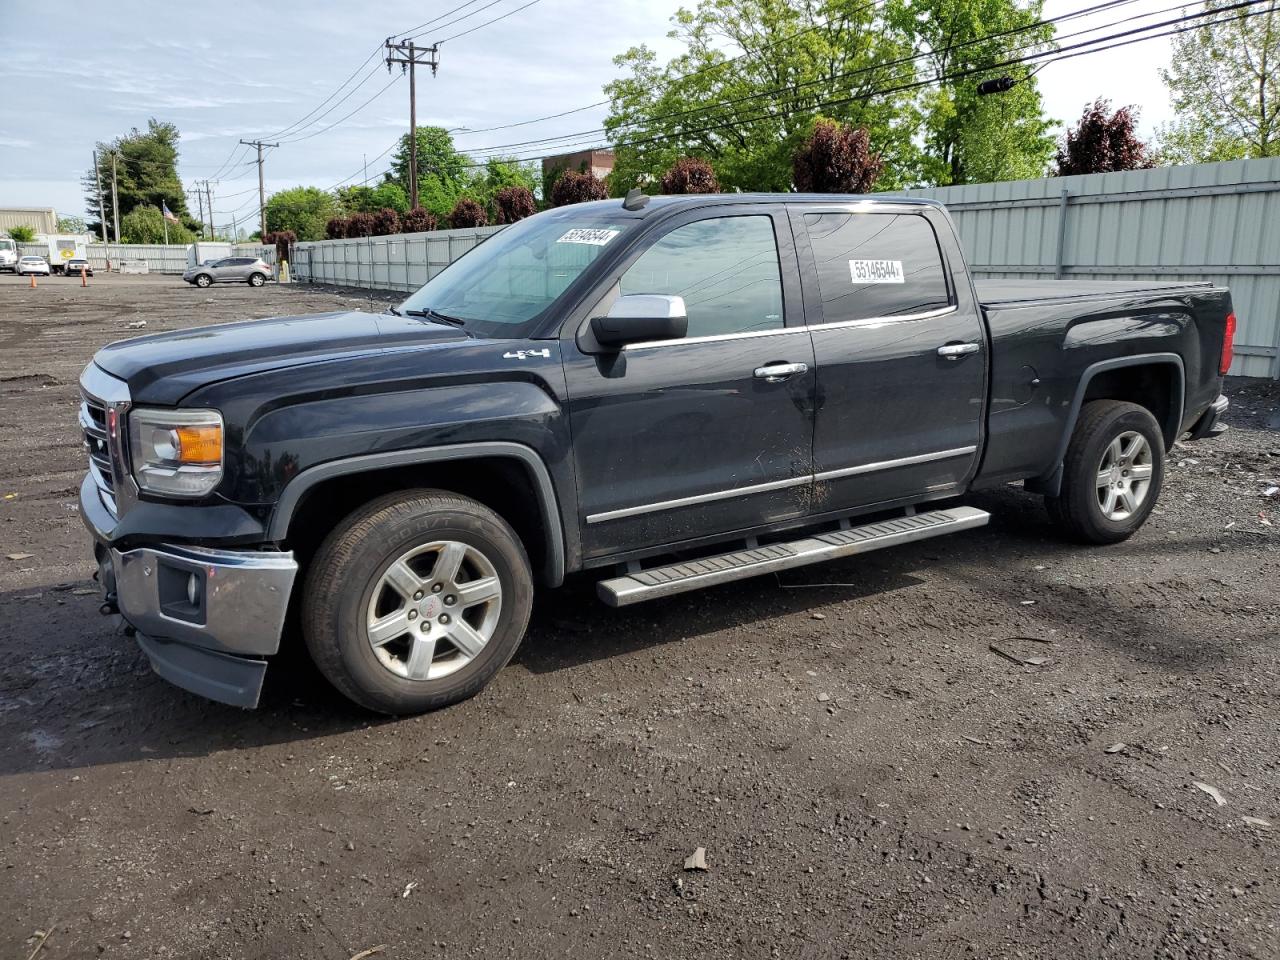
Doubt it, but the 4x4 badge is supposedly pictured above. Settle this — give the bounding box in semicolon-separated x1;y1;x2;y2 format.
503;349;551;360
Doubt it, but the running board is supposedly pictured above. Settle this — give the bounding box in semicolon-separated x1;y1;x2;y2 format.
597;506;989;607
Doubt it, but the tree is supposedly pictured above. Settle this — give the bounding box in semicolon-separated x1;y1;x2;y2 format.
892;0;1057;184
264;186;338;241
793;118;883;191
346;212;376;237
659;157;721;193
492;186;537;224
448;198;488;228
56;215;86;234
82;119;198;238
475;157;539;202
604;0;921;193
389;127;472;217
1157;0;1278;162
1054;99;1153;175
119;206;194;244
262;230;296;263
372;208;400;236
6;225;36;243
550;170;608;206
400;207;438;233
336;181;410;214
325;216;349;239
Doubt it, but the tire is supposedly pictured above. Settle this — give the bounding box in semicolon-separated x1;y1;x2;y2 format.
248;272;265;287
194;273;212;288
301;489;534;714
1044;399;1166;544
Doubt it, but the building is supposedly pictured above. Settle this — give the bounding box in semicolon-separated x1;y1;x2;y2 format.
0;207;58;236
541;149;615;184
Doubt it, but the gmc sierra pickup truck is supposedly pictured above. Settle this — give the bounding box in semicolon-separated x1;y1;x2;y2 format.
78;192;1235;713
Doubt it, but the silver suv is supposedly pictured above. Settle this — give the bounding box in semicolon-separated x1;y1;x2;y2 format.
183;256;274;288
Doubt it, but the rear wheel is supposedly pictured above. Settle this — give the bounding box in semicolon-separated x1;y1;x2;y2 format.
301;489;534;714
248;272;265;287
194;273;212;288
1044;399;1165;544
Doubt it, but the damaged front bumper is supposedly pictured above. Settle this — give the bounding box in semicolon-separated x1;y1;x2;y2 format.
82;474;296;708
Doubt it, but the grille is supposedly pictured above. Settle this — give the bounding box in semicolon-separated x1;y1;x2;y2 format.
80;393;117;514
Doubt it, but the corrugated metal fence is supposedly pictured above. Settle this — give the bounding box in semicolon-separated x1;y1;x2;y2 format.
16;243;273;274
292;227;504;292
893;157;1280;379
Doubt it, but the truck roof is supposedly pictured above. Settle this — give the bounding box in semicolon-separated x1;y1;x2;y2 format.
571;193;944;217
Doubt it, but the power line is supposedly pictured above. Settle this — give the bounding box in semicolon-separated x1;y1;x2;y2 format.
277;74;403;144
434;0;545;43
394;0;494;41
263;43;386;141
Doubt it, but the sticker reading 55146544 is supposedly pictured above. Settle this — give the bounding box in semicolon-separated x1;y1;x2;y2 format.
849;259;905;284
557;228;620;246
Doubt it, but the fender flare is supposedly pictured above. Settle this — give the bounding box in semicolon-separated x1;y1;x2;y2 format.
267;441;566;586
1030;352;1185;498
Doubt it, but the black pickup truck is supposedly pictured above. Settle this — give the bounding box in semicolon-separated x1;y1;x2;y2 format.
78;192;1235;712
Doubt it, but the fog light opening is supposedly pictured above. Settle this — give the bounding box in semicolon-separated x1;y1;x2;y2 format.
186;572;201;607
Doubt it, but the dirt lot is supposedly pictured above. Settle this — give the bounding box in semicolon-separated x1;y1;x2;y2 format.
1;272;1277;960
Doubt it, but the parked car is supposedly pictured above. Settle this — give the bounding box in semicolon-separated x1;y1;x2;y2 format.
17;256;50;277
182;256;273;288
77;192;1235;713
64;258;93;277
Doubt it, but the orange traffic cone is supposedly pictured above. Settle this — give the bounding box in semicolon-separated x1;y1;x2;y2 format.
29;273;36;289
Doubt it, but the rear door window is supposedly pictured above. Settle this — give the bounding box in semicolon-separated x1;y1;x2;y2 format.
803;213;951;323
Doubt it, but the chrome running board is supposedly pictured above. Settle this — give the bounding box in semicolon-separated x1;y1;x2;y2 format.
597;506;989;607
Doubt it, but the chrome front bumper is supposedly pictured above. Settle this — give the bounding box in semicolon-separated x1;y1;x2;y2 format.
99;541;297;708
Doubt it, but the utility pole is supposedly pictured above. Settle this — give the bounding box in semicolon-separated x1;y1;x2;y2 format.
109;151;121;244
190;188;206;239
239;139;279;237
204;180;216;240
384;39;439;211
92;149;107;243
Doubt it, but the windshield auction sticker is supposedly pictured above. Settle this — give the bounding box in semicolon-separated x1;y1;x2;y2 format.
556;228;620;246
849;259;905;284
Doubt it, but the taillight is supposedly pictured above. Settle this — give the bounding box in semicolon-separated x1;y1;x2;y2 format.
1220;312;1236;375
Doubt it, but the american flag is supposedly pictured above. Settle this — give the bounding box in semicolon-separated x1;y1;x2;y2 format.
161;202;179;223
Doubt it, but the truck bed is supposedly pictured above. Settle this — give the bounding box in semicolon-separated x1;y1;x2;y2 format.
976;278;1214;307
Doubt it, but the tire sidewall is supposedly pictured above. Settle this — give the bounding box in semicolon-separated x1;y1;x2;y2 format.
311;503;532;713
195;274;212;287
249;273;264;286
1070;407;1165;541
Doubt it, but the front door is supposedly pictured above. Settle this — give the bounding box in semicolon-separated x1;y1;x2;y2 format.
563;208;816;562
791;205;987;512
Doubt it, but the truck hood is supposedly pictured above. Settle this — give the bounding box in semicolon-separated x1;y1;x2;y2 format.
93;309;469;405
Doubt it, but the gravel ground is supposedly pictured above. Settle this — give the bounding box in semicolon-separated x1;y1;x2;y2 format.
1;273;1277;960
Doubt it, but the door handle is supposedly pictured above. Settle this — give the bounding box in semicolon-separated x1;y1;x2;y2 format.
937;342;980;360
753;361;808;382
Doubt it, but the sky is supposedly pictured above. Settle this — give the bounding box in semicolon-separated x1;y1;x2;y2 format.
0;0;1183;228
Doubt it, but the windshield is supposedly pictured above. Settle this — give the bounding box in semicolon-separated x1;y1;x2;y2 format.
397;207;636;338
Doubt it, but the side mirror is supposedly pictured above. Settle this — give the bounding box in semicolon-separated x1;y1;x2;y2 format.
590;294;688;348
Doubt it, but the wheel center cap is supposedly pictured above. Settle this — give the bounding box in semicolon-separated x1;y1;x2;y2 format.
420;595;442;619
1111;467;1123;484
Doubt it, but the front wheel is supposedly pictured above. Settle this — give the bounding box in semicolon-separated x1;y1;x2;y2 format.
1044;399;1165;544
194;273;212;288
301;489;534;714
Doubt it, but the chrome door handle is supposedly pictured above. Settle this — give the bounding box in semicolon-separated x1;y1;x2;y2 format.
937;342;980;360
753;362;808;382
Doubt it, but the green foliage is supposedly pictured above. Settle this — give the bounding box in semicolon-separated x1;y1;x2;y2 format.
119;206;195;244
475;157;539;200
264;186;338;241
56;215;86;234
336;180;410;214
390;127;472;218
1157;0;1278;162
6;225;36;243
604;0;1057;190
82;119;199;237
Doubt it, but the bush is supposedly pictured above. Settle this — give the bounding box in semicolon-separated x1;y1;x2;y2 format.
399;207;437;233
550;170;608;207
325;217;348;239
792;119;883;193
372;208;400;236
346;212;376;238
492;186;537;224
448;198;488;229
1055;99;1154;176
659;157;720;194
261;230;296;264
6;225;36;243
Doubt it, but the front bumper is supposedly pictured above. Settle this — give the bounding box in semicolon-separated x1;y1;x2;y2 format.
83;471;297;708
1187;394;1229;441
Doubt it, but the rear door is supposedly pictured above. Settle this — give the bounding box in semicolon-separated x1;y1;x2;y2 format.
791;204;987;512
562;206;816;561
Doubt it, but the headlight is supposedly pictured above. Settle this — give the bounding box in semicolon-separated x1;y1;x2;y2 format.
128;408;224;497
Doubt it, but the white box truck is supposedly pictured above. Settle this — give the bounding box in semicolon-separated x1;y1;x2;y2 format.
37;234;89;275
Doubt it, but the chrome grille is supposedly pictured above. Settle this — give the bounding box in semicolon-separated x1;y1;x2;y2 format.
80;393;117;514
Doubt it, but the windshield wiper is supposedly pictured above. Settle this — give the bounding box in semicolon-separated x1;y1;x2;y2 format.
404;307;467;329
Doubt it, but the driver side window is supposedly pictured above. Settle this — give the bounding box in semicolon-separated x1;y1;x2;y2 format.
619;215;784;338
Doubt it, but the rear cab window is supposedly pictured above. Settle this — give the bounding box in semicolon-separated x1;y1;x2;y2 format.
801;212;952;324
